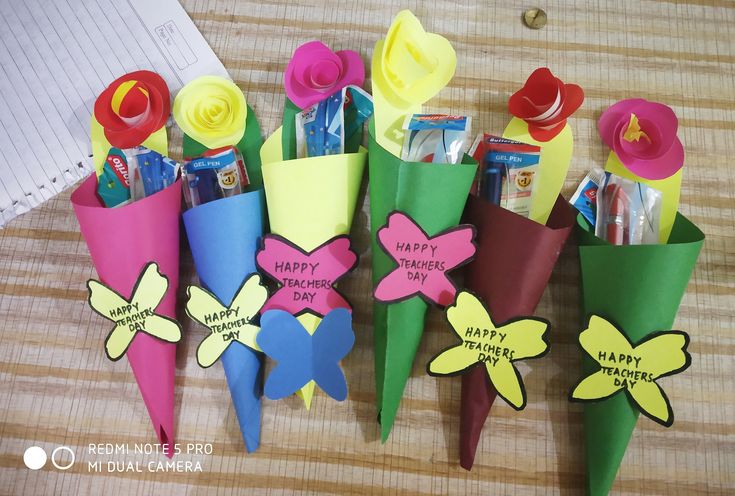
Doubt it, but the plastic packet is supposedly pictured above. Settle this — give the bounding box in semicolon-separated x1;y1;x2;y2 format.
401;114;471;164
569;167;608;226
295;85;374;158
127;148;181;201
183;147;243;208
595;173;662;245
469;133;540;217
97;148;131;207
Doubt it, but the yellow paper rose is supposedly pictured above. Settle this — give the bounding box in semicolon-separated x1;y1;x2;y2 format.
373;10;456;107
173;76;247;149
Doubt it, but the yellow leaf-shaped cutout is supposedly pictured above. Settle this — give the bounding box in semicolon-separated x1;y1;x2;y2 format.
427;290;550;410
570;315;691;427
87;262;181;361
185;273;268;368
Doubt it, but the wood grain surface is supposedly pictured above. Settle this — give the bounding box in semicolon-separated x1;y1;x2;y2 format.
1;1;734;494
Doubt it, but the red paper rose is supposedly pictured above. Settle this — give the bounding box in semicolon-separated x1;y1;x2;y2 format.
508;68;584;142
94;70;170;149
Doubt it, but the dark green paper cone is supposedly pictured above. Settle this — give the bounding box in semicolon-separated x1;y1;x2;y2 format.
577;213;703;495
368;121;477;441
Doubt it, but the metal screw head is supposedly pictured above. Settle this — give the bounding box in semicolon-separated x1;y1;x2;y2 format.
523;8;547;29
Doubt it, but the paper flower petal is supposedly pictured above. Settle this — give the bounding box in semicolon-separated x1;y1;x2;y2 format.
173;76;247;149
284;40;364;109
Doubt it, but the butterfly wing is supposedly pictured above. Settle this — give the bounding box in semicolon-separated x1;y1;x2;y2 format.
258;310;312;400
312;308;354;401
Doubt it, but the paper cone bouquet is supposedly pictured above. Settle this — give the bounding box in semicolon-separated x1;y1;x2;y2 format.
73;71;182;455
254;39;371;408
569;99;704;494
71;10;702;482
174;75;268;453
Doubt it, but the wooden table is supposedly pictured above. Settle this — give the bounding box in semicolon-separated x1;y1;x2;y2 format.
1;1;733;494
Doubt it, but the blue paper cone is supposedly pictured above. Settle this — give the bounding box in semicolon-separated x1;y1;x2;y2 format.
183;189;266;452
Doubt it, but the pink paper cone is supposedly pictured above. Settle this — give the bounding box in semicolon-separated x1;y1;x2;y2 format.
71;175;181;456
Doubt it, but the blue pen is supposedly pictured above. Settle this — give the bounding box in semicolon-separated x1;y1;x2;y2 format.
480;155;506;206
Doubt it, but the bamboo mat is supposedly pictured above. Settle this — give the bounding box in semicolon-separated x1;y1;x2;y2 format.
1;1;734;494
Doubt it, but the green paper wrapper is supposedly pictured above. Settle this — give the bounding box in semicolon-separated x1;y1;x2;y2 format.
368;121;477;441
577;213;704;495
184;104;264;189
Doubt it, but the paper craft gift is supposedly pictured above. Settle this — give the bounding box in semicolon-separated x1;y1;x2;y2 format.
72;176;182;454
455;67;583;469
176;76;267;452
575;214;703;494
457;196;575;470
369;122;477;440
73;70;181;453
571;99;703;494
258;42;368;407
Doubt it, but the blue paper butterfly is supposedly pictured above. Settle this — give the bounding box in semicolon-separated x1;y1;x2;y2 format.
257;308;355;401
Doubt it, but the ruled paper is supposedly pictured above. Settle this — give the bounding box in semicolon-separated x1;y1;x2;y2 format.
0;0;228;226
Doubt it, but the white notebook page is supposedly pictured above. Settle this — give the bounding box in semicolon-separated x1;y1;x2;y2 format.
0;0;227;226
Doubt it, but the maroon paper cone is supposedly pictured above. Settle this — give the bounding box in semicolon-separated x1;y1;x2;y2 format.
459;195;575;470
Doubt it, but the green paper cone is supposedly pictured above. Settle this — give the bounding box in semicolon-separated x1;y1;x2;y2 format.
577;213;703;495
368;121;477;441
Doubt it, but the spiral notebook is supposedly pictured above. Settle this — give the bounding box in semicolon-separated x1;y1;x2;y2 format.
0;0;228;227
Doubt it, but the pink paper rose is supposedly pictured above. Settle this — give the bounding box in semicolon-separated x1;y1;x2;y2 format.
598;99;684;180
284;41;364;109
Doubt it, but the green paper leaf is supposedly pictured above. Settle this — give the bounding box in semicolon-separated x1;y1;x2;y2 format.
282;98;301;161
576;213;703;495
368;120;477;441
183;104;264;190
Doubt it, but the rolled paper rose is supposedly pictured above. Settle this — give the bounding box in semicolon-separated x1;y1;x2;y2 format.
284;41;364;110
598;98;684;180
371;10;457;157
508;67;584;142
93;70;170;149
173;75;247;150
373;10;456;108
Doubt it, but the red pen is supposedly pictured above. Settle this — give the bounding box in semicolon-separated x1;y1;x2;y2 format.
605;184;628;245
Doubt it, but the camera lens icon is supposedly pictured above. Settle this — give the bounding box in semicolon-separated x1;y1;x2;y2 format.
23;446;75;471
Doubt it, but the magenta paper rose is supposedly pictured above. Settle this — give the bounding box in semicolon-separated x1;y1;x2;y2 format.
284;41;364;109
598;98;684;180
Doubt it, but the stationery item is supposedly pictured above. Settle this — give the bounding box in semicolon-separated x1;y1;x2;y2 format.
177;76;266;453
183;148;244;208
295;86;374;158
570;168;607;226
470;134;541;217
0;0;227;227
127;148;181;201
595;174;662;246
97;149;131;208
401;114;471;164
